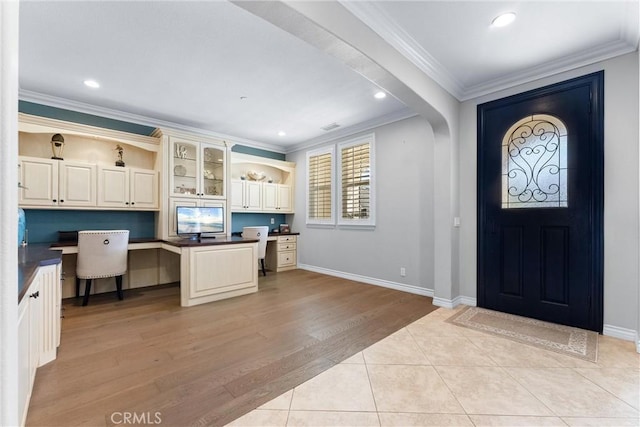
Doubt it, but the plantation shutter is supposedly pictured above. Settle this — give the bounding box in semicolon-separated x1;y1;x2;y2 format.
307;149;334;223
340;142;370;220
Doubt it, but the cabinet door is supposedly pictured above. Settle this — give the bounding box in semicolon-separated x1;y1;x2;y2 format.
17;296;31;425
201;143;225;199
130;169;158;210
230;180;245;210
20;157;58;206
277;184;292;212
246;181;262;210
170;139;199;198
38;264;61;367
262;183;278;211
59;161;96;207
98;166;130;207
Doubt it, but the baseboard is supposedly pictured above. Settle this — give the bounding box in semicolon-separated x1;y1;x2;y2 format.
433;295;477;309
298;264;434;297
602;324;637;342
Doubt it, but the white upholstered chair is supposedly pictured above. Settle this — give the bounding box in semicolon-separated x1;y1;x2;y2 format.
243;226;269;276
75;230;130;306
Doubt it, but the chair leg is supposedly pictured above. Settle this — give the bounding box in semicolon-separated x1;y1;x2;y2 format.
82;279;92;306
115;275;124;300
75;277;81;298
261;258;266;276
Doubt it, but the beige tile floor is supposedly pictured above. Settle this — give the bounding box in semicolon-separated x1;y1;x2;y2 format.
227;307;640;427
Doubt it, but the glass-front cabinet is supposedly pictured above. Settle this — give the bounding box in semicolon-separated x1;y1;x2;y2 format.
169;138;225;199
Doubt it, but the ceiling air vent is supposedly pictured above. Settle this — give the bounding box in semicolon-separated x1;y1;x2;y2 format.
321;122;340;131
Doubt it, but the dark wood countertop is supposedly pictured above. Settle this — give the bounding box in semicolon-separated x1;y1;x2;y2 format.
18;244;62;303
162;236;258;247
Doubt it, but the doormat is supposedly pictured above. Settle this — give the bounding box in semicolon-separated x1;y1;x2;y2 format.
445;306;598;362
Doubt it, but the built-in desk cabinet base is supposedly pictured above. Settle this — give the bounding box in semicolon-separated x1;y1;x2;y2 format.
18;263;61;427
179;242;258;307
266;235;297;272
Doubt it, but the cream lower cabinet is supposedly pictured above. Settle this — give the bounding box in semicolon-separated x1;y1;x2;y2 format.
18;263;61;427
266;235;297;272
262;183;292;212
179;242;258;307
98;166;158;210
230;180;262;212
18;278;40;427
20;157;96;207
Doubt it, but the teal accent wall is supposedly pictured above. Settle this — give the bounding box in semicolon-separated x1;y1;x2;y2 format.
231;213;286;234
19;101;156;136
24;210;156;243
232;144;285;161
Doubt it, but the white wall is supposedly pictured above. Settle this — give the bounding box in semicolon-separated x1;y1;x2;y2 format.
458;52;640;334
0;1;20;425
288;115;436;293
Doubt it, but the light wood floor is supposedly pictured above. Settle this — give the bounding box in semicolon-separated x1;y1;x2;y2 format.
26;269;436;426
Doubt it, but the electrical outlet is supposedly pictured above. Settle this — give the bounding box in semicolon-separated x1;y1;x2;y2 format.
400;267;406;277
270;218;275;224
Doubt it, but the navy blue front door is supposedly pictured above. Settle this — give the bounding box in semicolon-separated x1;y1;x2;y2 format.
477;72;604;332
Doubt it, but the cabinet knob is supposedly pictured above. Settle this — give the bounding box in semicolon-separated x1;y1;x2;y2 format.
131;202;135;205
52;199;57;203
60;199;64;203
125;202;129;205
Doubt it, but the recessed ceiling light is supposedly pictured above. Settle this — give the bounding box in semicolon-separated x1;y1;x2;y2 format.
278;131;286;137
374;91;387;99
491;12;516;28
83;79;100;89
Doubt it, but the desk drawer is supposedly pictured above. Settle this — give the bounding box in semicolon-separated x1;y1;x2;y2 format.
278;250;296;268
277;235;296;243
278;242;296;251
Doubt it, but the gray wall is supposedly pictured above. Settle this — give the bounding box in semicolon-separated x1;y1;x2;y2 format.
458;52;640;332
287;115;436;292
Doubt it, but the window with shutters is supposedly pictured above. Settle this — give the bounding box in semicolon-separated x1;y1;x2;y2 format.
338;134;375;227
306;146;335;225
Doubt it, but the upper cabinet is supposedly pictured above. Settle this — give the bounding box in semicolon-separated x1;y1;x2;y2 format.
20;157;97;207
18;113;161;211
98;166;158;210
169;138;225;200
230;153;295;214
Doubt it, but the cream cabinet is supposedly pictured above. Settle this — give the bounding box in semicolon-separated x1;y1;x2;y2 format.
19;157;96;207
179;242;258;307
262;183;292;212
230;179;262;212
169;138;226;200
18;263;61;426
168;198;226;237
18;278;40;427
266;235;297;272
38;264;62;365
98;166;158;210
230;152;295;214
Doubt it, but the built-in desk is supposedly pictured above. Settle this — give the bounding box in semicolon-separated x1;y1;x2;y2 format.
50;237;260;307
49;232;299;307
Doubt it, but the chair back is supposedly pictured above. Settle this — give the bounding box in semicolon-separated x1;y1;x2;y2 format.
76;230;129;279
242;226;269;258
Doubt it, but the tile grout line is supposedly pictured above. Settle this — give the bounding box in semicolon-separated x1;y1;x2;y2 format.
362;352;383;427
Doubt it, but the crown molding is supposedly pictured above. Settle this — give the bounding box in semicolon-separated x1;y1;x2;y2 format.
340;1;465;100
461;39;637;101
342;1;639;102
285;107;416;154
18;90;286;154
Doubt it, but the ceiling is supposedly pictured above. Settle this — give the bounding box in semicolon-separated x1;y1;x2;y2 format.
18;1;639;152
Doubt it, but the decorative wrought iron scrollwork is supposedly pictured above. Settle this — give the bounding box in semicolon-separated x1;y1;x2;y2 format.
502;115;567;208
